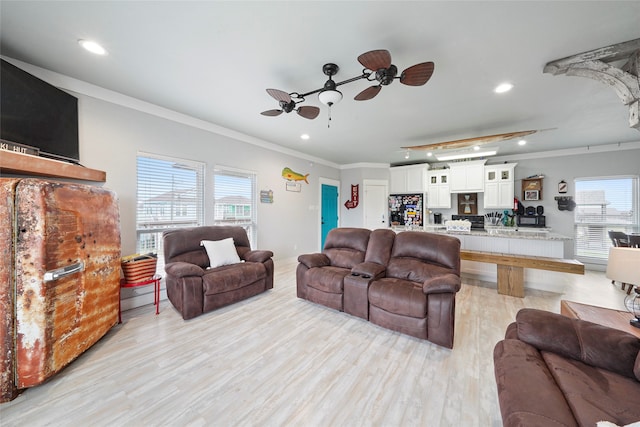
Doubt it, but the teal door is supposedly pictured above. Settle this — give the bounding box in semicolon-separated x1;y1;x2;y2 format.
321;184;338;249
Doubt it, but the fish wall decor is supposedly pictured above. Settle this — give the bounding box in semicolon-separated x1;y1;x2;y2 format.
281;167;309;184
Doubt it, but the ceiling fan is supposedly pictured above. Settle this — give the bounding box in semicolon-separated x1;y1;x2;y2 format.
261;49;435;120
260;89;320;120
354;49;435;101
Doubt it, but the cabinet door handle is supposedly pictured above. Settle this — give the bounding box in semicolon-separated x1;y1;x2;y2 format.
44;262;85;282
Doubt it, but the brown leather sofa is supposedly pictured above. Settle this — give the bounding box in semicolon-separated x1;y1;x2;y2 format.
297;228;462;348
163;226;274;320
494;308;640;427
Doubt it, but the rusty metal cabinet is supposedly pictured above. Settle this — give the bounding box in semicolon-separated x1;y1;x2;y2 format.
1;178;121;402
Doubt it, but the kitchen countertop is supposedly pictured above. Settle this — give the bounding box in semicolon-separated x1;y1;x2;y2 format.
392;226;572;241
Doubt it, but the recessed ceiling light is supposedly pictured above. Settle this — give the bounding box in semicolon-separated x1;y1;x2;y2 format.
518;139;527;146
78;39;107;55
494;83;513;94
300;134;310;140
473;145;480;151
426;152;433;157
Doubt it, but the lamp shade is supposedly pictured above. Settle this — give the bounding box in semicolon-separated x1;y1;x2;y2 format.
606;247;640;285
318;89;343;106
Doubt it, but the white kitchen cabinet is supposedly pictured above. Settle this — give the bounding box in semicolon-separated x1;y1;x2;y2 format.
427;170;451;208
484;163;517;209
448;160;486;193
389;164;429;193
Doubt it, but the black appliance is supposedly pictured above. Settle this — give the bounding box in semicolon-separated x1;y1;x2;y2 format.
451;214;484;230
517;214;546;227
1;59;80;163
433;213;442;224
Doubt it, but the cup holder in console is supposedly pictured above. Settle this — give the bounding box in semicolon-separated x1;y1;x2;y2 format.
351;272;360;276
362;275;371;279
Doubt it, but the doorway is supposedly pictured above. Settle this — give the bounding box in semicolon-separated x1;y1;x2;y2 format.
363;179;389;230
320;179;339;249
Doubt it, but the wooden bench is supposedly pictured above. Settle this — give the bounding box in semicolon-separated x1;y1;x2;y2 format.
460;250;585;297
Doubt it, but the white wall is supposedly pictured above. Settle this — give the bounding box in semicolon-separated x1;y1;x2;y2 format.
76;94;342;259
339;165;390;227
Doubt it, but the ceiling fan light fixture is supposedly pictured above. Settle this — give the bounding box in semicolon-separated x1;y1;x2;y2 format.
318;89;343;106
435;150;498;162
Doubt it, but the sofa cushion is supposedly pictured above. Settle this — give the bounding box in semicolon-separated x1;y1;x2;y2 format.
306;266;350;294
543;351;640;426
201;238;241;268
493;339;578;427
636;351;640;381
202;262;266;295
516;309;640;379
369;278;426;318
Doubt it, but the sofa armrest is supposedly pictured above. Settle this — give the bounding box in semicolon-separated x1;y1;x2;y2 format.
351;262;386;279
165;261;205;278
243;249;274;263
297;253;330;269
515;308;640;380
422;273;461;294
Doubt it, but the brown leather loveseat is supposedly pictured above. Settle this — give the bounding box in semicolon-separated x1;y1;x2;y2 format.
297;228;461;348
494;308;640;426
163;226;274;320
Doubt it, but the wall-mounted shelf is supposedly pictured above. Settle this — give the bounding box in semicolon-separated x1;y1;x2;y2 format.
0;151;106;182
522;177;543;201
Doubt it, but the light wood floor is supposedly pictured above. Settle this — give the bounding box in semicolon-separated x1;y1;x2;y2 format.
1;258;628;426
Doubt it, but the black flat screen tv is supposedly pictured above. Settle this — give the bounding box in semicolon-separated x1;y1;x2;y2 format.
1;59;79;163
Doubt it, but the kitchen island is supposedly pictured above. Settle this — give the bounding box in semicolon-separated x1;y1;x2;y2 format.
393;226;578;294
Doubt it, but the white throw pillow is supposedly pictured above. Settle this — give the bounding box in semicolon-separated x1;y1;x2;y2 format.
201;238;241;268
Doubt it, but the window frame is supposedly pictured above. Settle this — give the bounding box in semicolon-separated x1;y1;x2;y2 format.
135;152;206;266
574;174;639;264
213;165;258;248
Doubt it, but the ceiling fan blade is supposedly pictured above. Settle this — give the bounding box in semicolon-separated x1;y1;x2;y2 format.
354;85;382;101
297;106;320;120
261;109;283;117
357;49;392;71
400;62;435;86
266;88;291;103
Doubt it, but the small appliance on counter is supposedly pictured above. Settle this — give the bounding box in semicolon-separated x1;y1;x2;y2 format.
518;205;546;227
433;213;442;224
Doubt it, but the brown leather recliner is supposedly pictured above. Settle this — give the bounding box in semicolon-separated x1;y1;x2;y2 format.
367;231;461;348
494;309;640;426
163;226;274;320
296;227;371;311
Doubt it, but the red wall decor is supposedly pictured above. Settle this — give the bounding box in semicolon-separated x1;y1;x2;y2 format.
344;184;359;209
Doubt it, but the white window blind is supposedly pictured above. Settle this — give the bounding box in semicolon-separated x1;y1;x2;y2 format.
136;153;205;265
214;166;257;248
574;176;638;262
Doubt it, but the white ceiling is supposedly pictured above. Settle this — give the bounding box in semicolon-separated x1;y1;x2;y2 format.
1;1;639;166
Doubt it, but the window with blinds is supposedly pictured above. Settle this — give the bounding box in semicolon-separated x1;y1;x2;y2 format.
574;175;638;263
214;166;257;248
136;153;205;264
